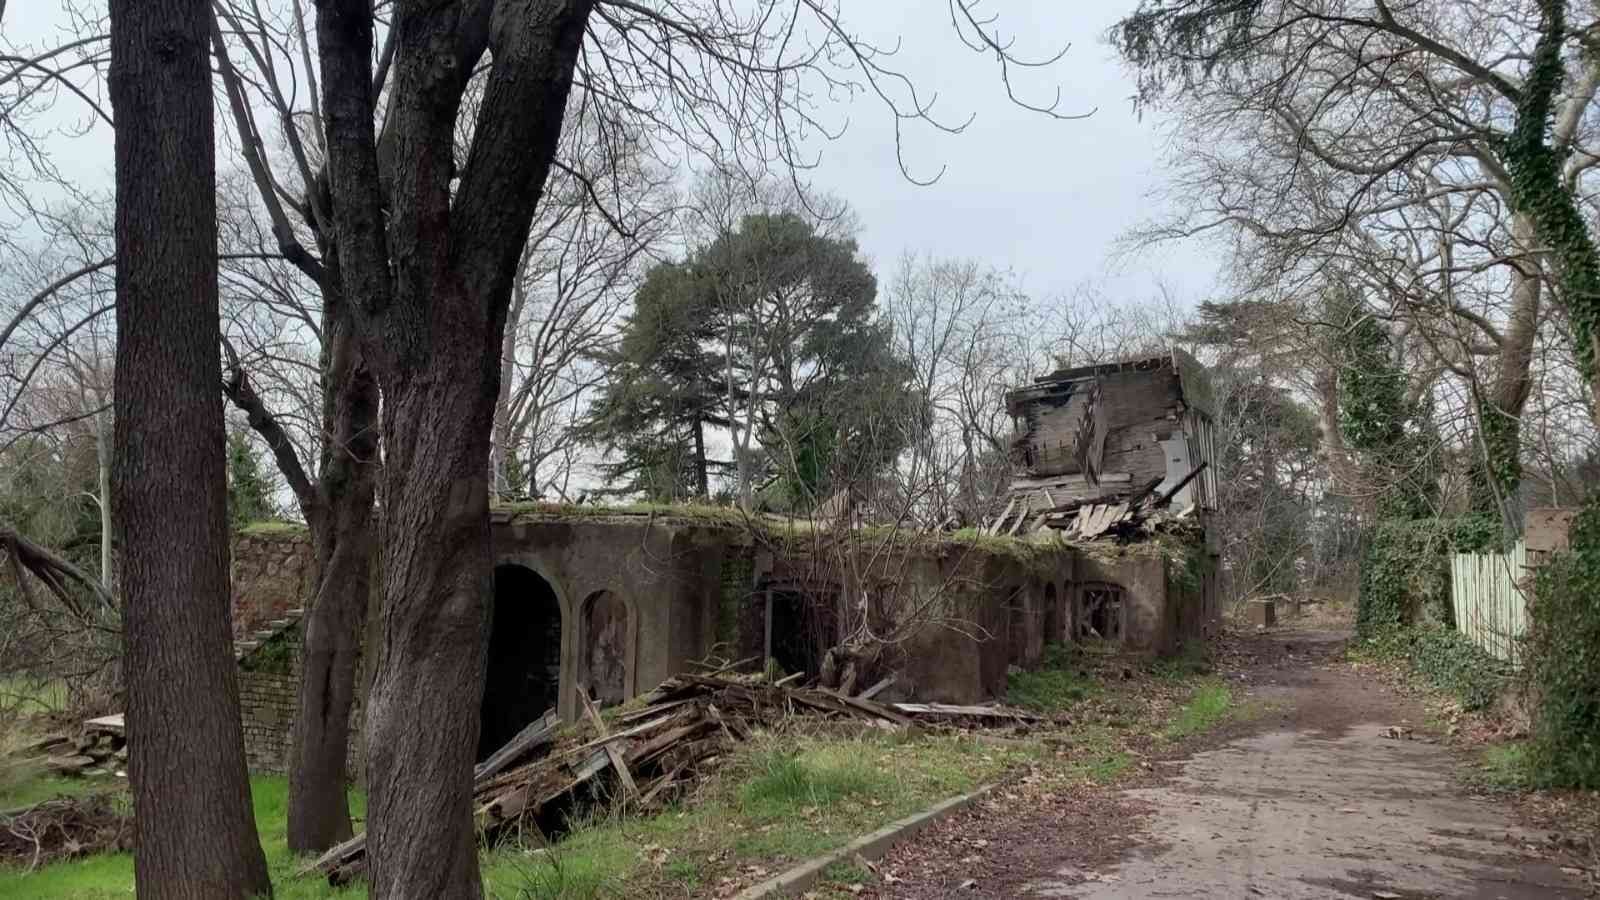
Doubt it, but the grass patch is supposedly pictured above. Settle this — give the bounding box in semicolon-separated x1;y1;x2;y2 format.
1007;644;1101;713
1469;741;1539;792
481;729;1036;897
0;766;102;811
1147;642;1211;681
1007;668;1098;713
0;775;368;900
1;705;1154;897
740;746;891;811
0;679;67;715
1164;679;1234;740
1050;725;1133;784
236;520;309;538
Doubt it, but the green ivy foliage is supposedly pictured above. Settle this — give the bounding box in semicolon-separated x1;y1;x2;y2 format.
1525;504;1600;789
1356;517;1499;636
1360;626;1510;712
1470;396;1524;515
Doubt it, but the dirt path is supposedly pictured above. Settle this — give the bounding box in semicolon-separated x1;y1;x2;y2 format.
872;627;1588;899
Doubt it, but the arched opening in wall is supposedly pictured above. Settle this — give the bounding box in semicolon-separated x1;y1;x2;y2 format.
579;590;631;708
1043;583;1060;649
1077;582;1123;643
478;564;562;762
1006;587;1028;667
768;585;836;678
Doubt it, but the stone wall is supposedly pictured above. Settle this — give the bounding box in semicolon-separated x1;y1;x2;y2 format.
231;527;315;638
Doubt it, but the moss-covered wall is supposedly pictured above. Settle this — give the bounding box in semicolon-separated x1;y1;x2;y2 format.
231;507;1208;773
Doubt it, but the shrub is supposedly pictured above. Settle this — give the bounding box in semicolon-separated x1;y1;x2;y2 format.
1357;516;1500;635
1360;626;1509;712
1525;505;1600;789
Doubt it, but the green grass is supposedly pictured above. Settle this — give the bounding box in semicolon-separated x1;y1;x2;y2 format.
1147;642;1211;681
483;730;1035;897
1006;644;1101;714
1471;741;1538;791
0;678;68;717
1052;724;1134;784
236;520;310;538
1008;668;1098;713
0;766;103;811
1164;679;1235;740
0;775;368;900
0;724;1076;898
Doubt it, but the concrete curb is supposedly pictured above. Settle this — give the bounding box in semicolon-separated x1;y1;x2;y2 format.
731;783;997;899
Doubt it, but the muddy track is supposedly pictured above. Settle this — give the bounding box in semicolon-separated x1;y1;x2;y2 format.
867;628;1589;900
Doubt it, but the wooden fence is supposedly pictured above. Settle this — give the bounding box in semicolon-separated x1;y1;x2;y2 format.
1449;540;1529;665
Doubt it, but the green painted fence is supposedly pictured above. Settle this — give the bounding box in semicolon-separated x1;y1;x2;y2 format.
1449;540;1529;665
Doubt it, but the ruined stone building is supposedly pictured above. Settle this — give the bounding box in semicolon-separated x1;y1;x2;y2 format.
232;350;1220;775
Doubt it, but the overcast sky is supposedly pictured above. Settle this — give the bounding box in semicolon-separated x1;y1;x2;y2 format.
6;2;1217;306
800;3;1217;305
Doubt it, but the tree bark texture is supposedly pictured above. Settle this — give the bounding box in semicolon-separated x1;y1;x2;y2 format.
107;0;272;895
285;304;378;852
314;0;595;895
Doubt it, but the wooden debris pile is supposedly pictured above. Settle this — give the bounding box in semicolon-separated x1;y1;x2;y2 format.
985;463;1209;541
0;794;134;869
25;714;126;778
309;674;1040;885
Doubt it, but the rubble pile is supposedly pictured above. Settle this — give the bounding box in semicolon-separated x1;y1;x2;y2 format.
25;715;126;779
309;671;1040;884
985;464;1209;541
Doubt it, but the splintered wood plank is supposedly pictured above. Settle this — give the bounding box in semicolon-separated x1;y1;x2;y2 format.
579;686;639;799
475;710;558;782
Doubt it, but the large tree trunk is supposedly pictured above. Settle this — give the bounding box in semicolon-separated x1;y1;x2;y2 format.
362;354;497;900
287;505;373;851
286;317;378;852
107;0;272;895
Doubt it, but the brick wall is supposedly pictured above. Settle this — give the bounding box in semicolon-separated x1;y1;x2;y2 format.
238;622;365;779
238;624;301;774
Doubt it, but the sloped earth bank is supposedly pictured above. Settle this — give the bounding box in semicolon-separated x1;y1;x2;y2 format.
870;628;1590;899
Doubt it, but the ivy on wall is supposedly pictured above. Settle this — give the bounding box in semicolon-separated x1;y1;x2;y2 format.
1356;517;1498;636
1360;626;1511;713
1526;505;1600;789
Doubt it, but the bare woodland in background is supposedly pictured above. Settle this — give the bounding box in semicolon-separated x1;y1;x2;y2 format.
1;0;1598;895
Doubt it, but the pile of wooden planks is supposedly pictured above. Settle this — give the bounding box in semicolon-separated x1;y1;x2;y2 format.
986;462;1210;541
307;674;1040;884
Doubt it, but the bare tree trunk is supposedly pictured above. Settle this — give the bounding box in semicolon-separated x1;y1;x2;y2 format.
693;417;709;499
285;314;378;852
363;354;496;900
287;504;373;850
108;0;271;894
95;410;112;587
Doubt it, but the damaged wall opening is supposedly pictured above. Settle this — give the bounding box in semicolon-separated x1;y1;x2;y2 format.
767;586;834;677
1077;582;1123;642
478;564;563;761
1007;587;1029;666
579;590;630;707
1043;582;1060;647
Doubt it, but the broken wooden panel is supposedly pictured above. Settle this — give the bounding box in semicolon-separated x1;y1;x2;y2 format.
1073;381;1107;487
1003;349;1219;514
1077;582;1124;642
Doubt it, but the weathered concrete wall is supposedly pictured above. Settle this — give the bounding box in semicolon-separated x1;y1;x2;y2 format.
232;509;1210;774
